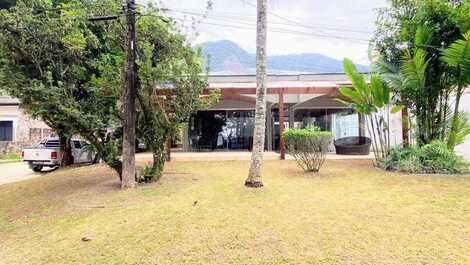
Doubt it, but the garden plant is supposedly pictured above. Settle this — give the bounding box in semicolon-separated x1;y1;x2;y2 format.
283;126;333;172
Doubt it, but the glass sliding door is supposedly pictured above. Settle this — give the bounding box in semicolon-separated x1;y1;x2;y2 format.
188;110;255;151
271;107;290;151
189;111;227;151
331;109;359;139
226;110;255;150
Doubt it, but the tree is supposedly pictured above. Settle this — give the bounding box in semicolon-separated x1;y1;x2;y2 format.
0;0;89;166
246;0;267;188
135;9;213;181
0;0;124;176
441;31;470;150
373;0;470;146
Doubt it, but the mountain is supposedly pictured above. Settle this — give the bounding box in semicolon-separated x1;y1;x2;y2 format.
199;40;369;75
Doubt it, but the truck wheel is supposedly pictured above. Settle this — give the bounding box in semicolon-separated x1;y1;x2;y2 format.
32;166;43;172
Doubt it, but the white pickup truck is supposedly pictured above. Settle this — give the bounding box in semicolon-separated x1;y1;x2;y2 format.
22;138;97;172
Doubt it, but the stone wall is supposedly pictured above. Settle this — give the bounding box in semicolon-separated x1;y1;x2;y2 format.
0;141;30;155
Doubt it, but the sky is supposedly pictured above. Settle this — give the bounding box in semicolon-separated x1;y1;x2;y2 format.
143;0;389;65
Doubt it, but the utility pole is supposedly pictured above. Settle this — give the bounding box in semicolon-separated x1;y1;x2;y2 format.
121;0;137;189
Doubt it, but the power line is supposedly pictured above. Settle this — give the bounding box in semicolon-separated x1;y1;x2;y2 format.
166;8;374;35
166;16;370;44
167;12;371;42
243;1;374;38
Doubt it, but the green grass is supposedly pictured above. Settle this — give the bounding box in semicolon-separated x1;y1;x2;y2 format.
0;153;21;164
1;160;470;264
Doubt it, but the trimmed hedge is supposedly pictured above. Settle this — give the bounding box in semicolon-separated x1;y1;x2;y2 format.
283;127;333;172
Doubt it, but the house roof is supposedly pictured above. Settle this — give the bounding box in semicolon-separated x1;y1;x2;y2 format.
209;81;346;89
0;96;19;106
207;73;352;90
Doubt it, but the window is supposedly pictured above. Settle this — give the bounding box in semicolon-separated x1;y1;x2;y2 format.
73;140;82;149
44;140;60;148
0;121;13;141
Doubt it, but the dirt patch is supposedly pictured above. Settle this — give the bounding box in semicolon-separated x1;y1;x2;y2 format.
0;164;120;219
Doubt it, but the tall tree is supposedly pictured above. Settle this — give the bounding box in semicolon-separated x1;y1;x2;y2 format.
135;9;213;181
0;0;124;177
373;0;470;146
246;0;267;188
441;31;470;150
0;0;89;166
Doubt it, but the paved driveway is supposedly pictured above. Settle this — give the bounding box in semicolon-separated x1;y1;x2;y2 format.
0;162;40;186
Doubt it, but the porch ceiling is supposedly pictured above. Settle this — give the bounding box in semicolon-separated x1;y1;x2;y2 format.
293;94;348;109
243;94;324;105
209;81;342;89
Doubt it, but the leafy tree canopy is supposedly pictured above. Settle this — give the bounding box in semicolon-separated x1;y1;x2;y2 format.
373;0;470;146
0;0;124;172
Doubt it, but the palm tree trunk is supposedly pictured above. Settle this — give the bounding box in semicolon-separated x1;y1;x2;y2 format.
447;86;463;150
246;0;267;188
402;107;410;147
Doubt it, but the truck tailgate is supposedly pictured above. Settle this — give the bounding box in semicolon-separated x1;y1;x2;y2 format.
23;148;56;161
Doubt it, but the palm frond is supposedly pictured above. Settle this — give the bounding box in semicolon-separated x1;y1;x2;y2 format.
342;58;370;99
441;31;470;84
400;49;429;91
453;112;470;146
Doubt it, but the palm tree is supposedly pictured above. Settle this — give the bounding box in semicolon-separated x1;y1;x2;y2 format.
245;0;267;188
441;31;470;150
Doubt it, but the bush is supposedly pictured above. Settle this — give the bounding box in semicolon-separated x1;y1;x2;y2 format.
283;127;333;172
380;141;469;174
136;163;160;183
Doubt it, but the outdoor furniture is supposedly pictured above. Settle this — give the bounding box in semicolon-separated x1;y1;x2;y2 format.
334;136;371;155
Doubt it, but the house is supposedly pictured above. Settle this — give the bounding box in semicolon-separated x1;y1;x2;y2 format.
456;90;470;161
2;73;469;160
0;96;53;155
178;73;404;158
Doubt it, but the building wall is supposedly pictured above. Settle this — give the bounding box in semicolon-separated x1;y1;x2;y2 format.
0;105;52;155
455;92;470;161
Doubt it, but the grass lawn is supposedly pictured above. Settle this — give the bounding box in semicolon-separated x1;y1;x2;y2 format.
1;159;470;265
0;153;21;164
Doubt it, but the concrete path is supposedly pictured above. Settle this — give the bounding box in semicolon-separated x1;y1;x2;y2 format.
137;151;374;162
0;162;41;186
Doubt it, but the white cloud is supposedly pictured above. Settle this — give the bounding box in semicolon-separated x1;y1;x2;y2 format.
144;0;388;65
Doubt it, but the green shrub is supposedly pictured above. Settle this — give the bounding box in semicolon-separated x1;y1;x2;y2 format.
419;141;468;174
283;127;333;172
381;141;469;174
136;163;160;183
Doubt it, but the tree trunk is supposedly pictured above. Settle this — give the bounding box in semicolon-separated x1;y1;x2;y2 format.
447;86;463;150
246;0;267;188
151;142;166;181
121;0;137;189
166;137;171;162
402;107;410;147
59;134;73;167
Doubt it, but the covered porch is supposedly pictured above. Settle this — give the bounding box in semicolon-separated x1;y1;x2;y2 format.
138;150;374;162
178;74;366;159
